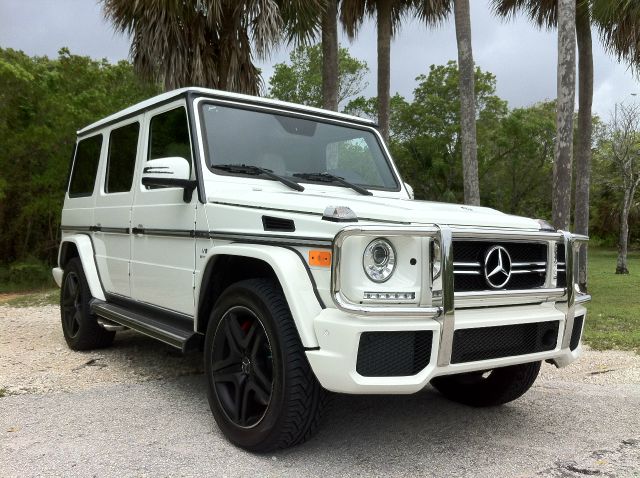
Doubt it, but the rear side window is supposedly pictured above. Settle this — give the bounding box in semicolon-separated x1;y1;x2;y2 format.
106;122;140;193
148;108;192;162
69;135;102;197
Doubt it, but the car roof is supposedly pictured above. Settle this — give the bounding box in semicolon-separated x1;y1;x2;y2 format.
77;87;377;136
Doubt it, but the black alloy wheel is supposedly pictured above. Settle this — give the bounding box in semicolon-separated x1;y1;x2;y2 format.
211;306;273;428
59;257;115;350
61;272;82;339
204;279;326;452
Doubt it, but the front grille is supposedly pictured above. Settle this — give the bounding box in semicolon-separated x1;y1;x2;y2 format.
452;241;548;292
450;321;559;363
570;315;584;351
356;331;433;377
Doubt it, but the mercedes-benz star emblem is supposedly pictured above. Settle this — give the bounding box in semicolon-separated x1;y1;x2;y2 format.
484;245;512;289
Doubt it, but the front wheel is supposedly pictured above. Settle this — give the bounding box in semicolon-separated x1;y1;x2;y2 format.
204;279;326;452
430;361;541;407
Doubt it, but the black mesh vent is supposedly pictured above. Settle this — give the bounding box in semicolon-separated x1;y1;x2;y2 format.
570;315;584;351
453;241;548;292
262;216;295;232
451;321;559;364
356;331;433;377
557;244;566;287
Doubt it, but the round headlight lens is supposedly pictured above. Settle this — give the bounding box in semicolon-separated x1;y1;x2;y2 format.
363;238;396;283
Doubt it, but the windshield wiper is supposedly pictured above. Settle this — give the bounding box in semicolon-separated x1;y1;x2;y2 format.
212;164;304;192
293;172;372;196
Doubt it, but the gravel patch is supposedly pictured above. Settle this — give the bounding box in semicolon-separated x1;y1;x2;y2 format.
1;304;639;397
0;305;203;396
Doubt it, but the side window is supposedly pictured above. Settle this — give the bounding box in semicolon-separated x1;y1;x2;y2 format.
69;134;102;197
148;107;192;162
106;122;140;193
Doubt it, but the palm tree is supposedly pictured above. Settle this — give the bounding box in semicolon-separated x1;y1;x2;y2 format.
416;1;479;205
102;0;322;95
341;0;419;142
322;0;340;110
453;0;480;205
553;0;577;231
492;0;640;286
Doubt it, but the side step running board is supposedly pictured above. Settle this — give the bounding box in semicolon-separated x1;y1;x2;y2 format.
90;299;202;353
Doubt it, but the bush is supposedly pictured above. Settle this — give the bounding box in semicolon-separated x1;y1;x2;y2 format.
0;258;54;292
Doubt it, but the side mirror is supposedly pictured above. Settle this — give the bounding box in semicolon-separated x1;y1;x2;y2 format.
141;157;197;202
404;182;414;200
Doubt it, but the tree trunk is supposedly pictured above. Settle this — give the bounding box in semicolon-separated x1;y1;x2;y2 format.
454;0;480;206
322;0;339;111
377;0;392;143
616;188;632;274
574;4;593;290
553;0;577;230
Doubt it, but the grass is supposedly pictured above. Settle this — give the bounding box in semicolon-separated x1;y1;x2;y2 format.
0;289;59;307
584;248;640;354
0;387;7;398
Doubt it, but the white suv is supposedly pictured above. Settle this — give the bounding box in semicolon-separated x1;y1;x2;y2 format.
53;88;590;451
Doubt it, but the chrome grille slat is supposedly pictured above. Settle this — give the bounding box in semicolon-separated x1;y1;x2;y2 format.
452;240;548;292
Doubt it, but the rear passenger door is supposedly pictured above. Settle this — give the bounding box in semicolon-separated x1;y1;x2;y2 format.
130;103;197;315
61;134;103;235
93;119;142;298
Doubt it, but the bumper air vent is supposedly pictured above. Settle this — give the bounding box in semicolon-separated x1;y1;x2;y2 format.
356;331;433;377
450;321;559;364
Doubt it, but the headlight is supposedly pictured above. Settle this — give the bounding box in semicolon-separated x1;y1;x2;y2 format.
363;238;396;283
431;240;441;280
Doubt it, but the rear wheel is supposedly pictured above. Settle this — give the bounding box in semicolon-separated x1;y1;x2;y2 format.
60;258;115;350
430;361;541;407
204;279;325;452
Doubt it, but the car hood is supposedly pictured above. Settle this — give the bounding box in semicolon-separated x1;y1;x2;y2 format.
209;188;541;230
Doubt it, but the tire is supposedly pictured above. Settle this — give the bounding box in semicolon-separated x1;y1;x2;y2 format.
204;278;326;452
60;258;115;350
430;361;541;407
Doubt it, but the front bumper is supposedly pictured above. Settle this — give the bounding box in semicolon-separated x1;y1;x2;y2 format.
307;225;590;394
306;303;587;394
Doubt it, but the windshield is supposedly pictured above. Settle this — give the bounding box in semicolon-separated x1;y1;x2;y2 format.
200;103;399;191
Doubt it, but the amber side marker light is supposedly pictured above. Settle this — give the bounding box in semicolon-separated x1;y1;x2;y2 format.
309;250;332;267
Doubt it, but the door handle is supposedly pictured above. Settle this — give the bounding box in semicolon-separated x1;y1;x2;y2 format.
131;226;144;235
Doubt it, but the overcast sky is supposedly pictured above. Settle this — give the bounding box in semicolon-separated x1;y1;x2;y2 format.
1;0;638;118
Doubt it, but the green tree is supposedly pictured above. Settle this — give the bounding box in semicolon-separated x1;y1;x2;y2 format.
0;48;158;266
388;62;507;203
600;103;640;274
482;101;556;218
268;44;369;108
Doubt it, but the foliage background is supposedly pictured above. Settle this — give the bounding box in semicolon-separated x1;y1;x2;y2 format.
0;48;158;285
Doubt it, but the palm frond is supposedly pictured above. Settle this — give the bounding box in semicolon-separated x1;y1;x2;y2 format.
592;0;640;74
490;0;558;30
413;0;452;27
